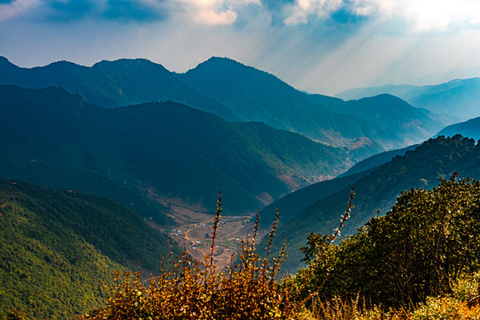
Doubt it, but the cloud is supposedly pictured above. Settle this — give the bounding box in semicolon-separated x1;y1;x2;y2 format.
47;0;96;21
0;0;171;22
177;0;261;25
194;9;237;25
283;0;343;25
103;0;168;22
0;0;41;21
370;0;480;32
2;0;480;31
0;0;261;24
271;0;480;33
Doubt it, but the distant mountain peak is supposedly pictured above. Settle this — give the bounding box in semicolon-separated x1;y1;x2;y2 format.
205;56;242;64
92;58;170;72
42;60;85;70
190;56;264;74
357;93;413;105
94;57;156;66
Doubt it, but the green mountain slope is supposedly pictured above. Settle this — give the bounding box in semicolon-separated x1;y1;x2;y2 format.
0;85;174;225
1;56;447;160
437;116;480;140
179;57;444;155
338;144;418;177
0;178;180;319
259;171;365;229
259;144;417;229
0;56;235;120
179;57;383;153
0;85;349;216
262;135;480;272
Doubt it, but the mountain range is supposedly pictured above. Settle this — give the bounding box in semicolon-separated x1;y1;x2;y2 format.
305;93;446;148
178;57;447;153
2;55;480;315
336;78;480;121
0;56;235;120
437;115;480;140
0;85;351;217
260;135;480;272
0;56;449;159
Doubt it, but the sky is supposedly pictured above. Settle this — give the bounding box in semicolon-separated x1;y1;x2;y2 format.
1;0;480;95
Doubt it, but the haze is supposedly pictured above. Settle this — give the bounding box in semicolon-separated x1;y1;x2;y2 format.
1;0;480;95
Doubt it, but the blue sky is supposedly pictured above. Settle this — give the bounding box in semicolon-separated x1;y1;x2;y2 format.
1;0;480;95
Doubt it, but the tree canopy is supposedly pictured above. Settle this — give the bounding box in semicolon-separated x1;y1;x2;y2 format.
296;173;480;307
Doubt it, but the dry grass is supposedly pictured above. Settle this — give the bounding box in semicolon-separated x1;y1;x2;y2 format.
82;193;299;320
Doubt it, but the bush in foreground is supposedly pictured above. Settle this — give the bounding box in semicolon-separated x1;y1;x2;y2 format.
296;173;480;309
82;194;300;320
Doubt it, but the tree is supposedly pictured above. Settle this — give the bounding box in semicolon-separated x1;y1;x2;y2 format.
296;174;480;307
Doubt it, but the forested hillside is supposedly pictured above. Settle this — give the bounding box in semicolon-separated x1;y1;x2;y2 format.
0;85;349;216
261;135;480;272
0;178;180;319
0;56;448;161
179;57;444;154
0;56;235;120
307;93;446;147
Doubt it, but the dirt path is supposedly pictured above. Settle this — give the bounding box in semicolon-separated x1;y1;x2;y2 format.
147;195;257;270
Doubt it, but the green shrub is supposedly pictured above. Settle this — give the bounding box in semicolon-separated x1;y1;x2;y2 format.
296;174;480;308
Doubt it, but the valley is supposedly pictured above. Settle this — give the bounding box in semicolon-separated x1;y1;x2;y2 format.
148;195;257;270
1;55;480;318
3;0;480;315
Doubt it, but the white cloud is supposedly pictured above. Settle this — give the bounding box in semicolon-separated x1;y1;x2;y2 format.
283;0;343;25
358;0;480;32
0;0;40;21
195;9;237;25
2;0;480;31
282;0;480;33
177;0;260;25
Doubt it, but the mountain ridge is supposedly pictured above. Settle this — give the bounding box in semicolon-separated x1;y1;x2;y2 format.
437;116;480;140
1;55;448;160
179;57;443;155
336;78;480;121
260;135;480;272
0;56;236;120
0;84;350;217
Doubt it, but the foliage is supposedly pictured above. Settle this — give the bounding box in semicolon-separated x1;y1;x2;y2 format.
83;195;301;320
6;174;480;319
298;272;480;320
265;135;480;273
295;174;480;308
410;296;480;320
439;115;480;141
0;178;180;319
